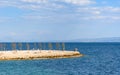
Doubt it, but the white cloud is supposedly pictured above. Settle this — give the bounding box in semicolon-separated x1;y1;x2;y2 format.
20;0;95;6
92;11;101;15
0;0;120;22
21;0;48;3
102;7;120;12
0;0;95;10
0;0;64;10
77;6;120;14
76;6;120;20
82;15;120;21
63;0;95;5
22;15;51;20
0;1;18;7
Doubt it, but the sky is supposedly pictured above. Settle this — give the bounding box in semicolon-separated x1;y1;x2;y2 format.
0;0;120;42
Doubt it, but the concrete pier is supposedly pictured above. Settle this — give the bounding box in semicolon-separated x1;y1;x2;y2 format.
0;50;83;60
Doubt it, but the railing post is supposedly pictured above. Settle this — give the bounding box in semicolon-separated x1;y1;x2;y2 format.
62;43;65;51
48;43;52;50
18;43;22;50
56;43;60;50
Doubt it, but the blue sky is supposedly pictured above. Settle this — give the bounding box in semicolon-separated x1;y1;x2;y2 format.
0;0;120;42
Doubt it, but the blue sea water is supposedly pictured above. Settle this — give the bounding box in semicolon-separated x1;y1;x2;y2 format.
0;43;120;75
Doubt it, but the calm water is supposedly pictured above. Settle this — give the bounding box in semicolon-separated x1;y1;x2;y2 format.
0;43;120;75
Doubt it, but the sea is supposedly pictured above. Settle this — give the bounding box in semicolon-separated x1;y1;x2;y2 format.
0;42;120;75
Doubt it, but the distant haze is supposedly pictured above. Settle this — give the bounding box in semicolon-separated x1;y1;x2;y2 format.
66;37;120;42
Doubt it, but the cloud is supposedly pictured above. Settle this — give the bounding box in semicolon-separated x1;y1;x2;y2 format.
20;0;95;6
21;0;48;3
0;0;120;23
0;0;96;10
19;0;96;10
0;0;64;10
77;6;120;14
76;6;120;20
63;0;95;5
